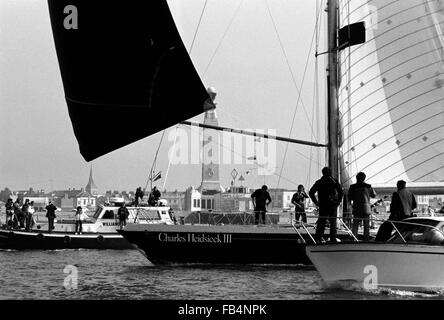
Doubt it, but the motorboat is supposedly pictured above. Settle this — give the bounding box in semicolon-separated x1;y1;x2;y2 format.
0;200;174;250
306;217;444;292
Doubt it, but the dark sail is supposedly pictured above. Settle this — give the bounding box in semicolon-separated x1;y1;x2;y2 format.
47;1;210;161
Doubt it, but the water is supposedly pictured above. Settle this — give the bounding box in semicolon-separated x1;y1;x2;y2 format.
1;249;443;300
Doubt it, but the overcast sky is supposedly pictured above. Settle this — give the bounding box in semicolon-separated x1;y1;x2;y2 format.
0;0;327;193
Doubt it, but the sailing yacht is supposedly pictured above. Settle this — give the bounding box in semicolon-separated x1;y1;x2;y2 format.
45;0;443;269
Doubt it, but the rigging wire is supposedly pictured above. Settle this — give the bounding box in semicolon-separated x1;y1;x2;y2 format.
307;0;324;187
188;0;209;55
145;130;166;191
265;0;324;188
203;0;244;76
162;125;180;191
265;0;319;144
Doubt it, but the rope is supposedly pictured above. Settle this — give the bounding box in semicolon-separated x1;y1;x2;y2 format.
266;0;323;188
162;126;180;190
203;0;244;76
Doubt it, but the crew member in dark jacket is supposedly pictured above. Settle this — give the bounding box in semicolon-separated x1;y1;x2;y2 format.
13;199;21;229
118;203;130;230
376;180;418;241
5;199;14;229
45;201;58;233
251;185;272;224
309;167;343;243
148;187;161;206
348;172;376;241
389;180;417;221
135;187;144;206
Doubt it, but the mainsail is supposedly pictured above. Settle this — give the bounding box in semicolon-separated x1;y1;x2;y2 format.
338;0;444;186
47;1;210;161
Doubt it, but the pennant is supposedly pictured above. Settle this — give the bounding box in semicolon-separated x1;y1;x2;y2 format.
151;171;162;182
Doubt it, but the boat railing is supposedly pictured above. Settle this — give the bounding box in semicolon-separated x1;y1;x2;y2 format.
132;207;157;223
312;215;444;244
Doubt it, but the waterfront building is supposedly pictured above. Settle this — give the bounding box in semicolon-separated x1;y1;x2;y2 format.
184;186;201;212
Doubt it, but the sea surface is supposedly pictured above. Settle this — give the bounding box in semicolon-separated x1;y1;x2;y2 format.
1;248;443;300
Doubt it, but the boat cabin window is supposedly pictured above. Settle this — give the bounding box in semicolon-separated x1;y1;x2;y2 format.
102;210;116;219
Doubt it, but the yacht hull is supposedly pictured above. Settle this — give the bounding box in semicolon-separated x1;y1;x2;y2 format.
306;243;444;291
118;224;352;265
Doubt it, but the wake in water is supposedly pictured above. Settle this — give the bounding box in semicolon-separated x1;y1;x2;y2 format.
321;280;444;299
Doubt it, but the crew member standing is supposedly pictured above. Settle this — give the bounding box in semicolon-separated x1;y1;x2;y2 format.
376;180;418;241
348;172;376;241
75;206;88;235
135;187;144;207
291;185;309;224
25;201;35;232
118;203;130;230
20;199;29;229
251;185;272;224
389;180;417;221
13;199;21;229
5;199;13;229
149;186;161;206
45;201;58;233
309;167;343;243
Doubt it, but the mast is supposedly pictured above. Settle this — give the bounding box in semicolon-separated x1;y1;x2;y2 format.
327;0;339;180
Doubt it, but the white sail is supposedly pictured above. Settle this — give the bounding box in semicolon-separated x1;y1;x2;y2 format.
338;0;444;186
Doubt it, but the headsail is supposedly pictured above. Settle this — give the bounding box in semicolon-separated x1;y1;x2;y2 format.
338;0;444;186
47;1;210;161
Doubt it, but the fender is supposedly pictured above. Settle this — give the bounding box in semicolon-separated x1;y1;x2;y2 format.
97;235;104;243
63;235;71;244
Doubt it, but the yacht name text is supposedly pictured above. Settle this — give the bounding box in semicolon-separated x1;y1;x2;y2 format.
158;233;232;243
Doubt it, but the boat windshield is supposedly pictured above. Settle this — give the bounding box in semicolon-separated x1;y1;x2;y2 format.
388;219;444;245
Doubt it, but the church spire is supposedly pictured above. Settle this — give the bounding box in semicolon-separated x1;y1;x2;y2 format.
85;165;98;195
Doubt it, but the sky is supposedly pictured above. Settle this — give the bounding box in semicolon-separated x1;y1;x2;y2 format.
0;0;328;193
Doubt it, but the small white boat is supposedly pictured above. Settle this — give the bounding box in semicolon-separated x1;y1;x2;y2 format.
306;217;444;292
0;200;174;250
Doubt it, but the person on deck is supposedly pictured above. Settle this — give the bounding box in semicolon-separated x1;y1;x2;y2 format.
5;199;14;229
348;172;376;241
291;185;309;224
375;180;418;241
74;206;89;235
12;199;21;229
148;186;161;206
134;187;144;207
20;199;29;229
309;167;343;243
118;203;130;230
251;185;272;224
25;201;35;231
45;201;58;233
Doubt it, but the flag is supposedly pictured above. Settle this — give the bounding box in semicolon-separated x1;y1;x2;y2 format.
151;171;162;182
